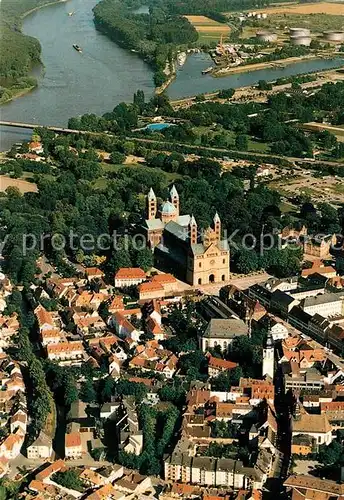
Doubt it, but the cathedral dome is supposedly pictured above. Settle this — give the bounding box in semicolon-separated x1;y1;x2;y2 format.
161;201;176;215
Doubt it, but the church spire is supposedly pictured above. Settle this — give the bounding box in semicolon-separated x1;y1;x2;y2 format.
189;215;197;245
213;212;221;241
148;187;156;200
262;320;274;380
147;187;157;220
170;185;179;216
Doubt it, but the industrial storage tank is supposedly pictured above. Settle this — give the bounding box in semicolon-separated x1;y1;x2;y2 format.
256;30;278;43
290;35;312;46
289;27;311;37
323;30;344;42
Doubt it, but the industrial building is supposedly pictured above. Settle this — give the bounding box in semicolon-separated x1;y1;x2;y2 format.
323;30;344;42
290;35;312;47
256;30;278;43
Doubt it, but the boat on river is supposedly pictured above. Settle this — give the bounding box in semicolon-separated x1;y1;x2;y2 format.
73;44;82;53
68;11;74;16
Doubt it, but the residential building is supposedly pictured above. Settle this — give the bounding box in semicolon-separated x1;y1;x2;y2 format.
284;475;344;500
27;431;52;459
116;397;143;456
112;311;141;342
299;292;344;318
85;267;104;281
115;268;146;288
292;403;332;447
0;432;24;459
206;353;238;378
46;341;84;365
65;431;82;459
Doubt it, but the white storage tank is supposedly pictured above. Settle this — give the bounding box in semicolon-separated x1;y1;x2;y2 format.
289;27;311;37
323;31;344;42
256;30;278;43
290;35;312;46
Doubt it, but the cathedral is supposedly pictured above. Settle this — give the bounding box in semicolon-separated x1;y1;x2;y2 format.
143;186;230;286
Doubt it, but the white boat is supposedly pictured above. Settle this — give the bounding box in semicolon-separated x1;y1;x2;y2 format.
68;11;74;16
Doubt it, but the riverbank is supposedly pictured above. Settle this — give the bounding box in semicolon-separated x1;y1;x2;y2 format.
21;0;69;19
212;53;340;77
170;66;344;109
0;84;37;106
0;0;71;105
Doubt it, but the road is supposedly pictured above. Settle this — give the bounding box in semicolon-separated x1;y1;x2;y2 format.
198;272;270;296
1;120;343;168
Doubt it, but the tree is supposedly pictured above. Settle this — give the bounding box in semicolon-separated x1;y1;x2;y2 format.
235;134;248;151
52;470;83;492
317;440;344;465
133;90;145;113
257;80;272;91
79;378;97;403
135;247;154;272
235;249;259;274
211;366;244;391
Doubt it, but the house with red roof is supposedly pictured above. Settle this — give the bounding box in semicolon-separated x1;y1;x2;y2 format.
206;353;238;378
65;431;82;459
115;268;146;288
111;311;141;343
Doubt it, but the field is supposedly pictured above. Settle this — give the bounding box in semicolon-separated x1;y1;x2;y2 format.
184;15;231;43
0;175;38;193
301;122;344;142
251;2;344;16
231;2;344;36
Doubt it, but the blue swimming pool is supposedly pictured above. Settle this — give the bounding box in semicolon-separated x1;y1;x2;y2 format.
145;122;174;131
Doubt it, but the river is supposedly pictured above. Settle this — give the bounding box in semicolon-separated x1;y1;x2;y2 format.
0;0;343;150
0;0;155;150
168;52;344;99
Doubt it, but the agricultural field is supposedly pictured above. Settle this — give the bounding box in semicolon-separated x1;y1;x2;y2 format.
254;2;344;16
232;2;344;36
301;123;344;142
184;15;231;43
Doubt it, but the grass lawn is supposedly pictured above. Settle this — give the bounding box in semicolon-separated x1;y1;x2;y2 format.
43;399;57;439
280;200;297;213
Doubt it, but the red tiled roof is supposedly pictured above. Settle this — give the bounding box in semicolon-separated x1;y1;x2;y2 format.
151;273;177;284
85;267;104;277
65;432;81;448
207;354;237;371
115;267;146;280
139;282;164;293
35;460;66;481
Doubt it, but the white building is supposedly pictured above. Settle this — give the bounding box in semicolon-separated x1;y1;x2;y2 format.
300;293;344;318
200;318;248;352
262;331;274;380
292;406;333;446
27;431;52;459
115;268;146;288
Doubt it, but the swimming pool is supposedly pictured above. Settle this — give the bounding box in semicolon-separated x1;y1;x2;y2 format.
145;122;174;131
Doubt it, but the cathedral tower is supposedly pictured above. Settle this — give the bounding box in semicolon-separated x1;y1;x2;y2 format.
170;185;179;217
262;325;274;380
189;215;198;245
213;212;221;242
147;188;157;220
